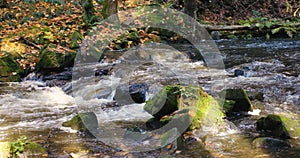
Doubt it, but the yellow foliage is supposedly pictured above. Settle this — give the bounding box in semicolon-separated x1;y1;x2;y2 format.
0;38;26;56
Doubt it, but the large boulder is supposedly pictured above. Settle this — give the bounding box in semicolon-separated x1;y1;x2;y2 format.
257;114;300;139
144;85;225;131
36;46;76;72
0;52;23;82
222;89;253;113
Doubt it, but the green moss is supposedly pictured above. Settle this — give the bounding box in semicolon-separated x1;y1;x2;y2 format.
278;114;300;138
0;52;23;82
36;47;76;71
190;94;225;130
222;100;236;114
9;136;46;158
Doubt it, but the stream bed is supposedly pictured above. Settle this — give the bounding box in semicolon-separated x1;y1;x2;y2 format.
0;38;299;157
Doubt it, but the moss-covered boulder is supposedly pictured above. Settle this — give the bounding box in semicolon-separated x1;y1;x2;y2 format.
36;47;76;72
62;112;98;135
144;86;181;118
252;137;291;149
144;86;225;131
257;114;300;139
222;89;253;113
0;52;23;82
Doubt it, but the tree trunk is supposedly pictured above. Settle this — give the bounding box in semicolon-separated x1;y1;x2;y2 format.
0;0;8;8
184;0;196;19
201;23;300;31
101;0;118;19
82;0;95;23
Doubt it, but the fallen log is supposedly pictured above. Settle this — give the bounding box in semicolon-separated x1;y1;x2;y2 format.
200;23;300;31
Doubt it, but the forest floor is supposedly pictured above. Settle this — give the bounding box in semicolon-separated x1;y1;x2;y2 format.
0;0;300;76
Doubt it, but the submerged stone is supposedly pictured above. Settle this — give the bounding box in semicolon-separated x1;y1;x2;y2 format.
257;114;300;139
222;89;253;112
252;137;291;149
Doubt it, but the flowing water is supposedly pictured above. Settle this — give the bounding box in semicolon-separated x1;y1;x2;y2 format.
0;38;299;157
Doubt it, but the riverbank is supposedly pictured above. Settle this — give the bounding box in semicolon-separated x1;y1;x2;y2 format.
1;0;300;82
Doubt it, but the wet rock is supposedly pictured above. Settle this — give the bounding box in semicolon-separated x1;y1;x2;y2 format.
234;69;244;77
233;66;253;77
114;84;148;105
247;91;264;101
45;79;69;87
0;52;23;82
62;112;98;136
222;89;253;113
257;115;290;138
252;137;291;149
36;47;76;72
257;114;300;139
95;68;109;76
43;70;73;81
129;83;148;103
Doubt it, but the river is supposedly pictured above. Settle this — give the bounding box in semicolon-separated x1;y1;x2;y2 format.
0;38;299;157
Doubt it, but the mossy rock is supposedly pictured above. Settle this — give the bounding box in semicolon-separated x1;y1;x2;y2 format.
222;89;253;112
252;137;291;149
62;112;98;135
36;47;76;71
144;86;181;118
0;52;23;82
8;136;46;158
145;85;225;131
257;114;300;139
